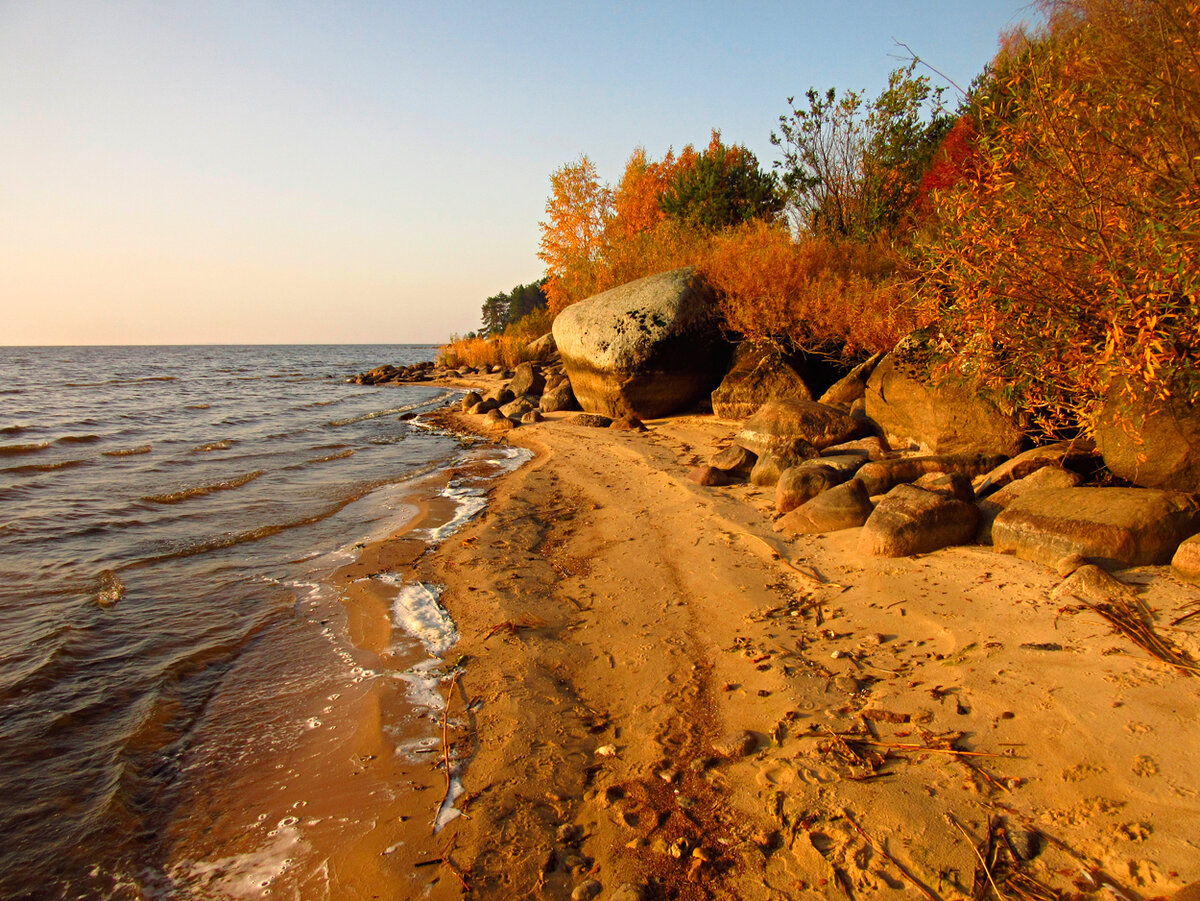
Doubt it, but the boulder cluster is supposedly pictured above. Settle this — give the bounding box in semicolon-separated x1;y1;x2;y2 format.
358;266;1200;585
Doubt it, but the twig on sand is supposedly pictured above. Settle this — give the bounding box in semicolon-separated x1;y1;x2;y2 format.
843;811;943;901
741;531;846;589
948;815;1006;901
436;671;461;830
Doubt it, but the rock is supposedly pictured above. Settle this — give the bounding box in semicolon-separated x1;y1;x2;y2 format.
527;331;557;360
553;268;732;419
977;465;1086;543
1057;553;1089;577
460;391;482;411
775;478;875;535
776;464;847;514
509;362;547;397
1172;882;1200;901
993;487;1200;569
822;435;892;461
857;484;980;557
811;454;868;477
484;409;516;432
710;444;757;478
856;454;1006;496
1172;534;1200;585
750;449;816;487
521;409;545;424
913;472;975;503
974;439;1098;498
714;730;757;758
737;399;868;458
557;823;585;845
541;378;579;413
486;386;516;406
571;879;602;900
1050;563;1137;602
610;415;647;431
689;466;733;487
467;402;486;415
864;335;1025;456
818;353;884;410
500;396;538;419
710;341;811;420
572;413;614;428
1095;379;1200;491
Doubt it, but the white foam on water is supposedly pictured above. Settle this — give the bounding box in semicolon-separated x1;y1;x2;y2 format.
393;658;448;713
434;775;465;833
170;821;305;898
377;576;457;658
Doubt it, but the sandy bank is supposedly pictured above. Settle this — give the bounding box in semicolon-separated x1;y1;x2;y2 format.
388;398;1200;900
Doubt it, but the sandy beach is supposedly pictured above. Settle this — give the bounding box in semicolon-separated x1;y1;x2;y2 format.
351;385;1200;900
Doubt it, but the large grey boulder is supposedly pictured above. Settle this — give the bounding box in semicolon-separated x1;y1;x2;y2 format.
711;341;811;421
1095;379;1200;491
992;487;1200;569
552;268;732;419
864;335;1025;457
736;399;867;459
857;484;980;557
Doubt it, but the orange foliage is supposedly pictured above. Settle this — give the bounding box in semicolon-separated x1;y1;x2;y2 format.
916;0;1200;433
698;219;920;357
538;156;612;314
439;307;553;370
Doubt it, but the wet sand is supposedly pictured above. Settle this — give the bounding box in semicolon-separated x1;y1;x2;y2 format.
392;394;1199;899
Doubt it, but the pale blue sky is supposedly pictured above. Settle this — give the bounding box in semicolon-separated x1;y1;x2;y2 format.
1;1;1034;345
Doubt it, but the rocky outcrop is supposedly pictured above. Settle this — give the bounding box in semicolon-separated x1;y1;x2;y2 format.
1095;379;1200;491
863;336;1025;457
710;342;811;421
552;268;732;419
974;440;1098;498
775;478;874;535
1171;534;1200;585
540;379;579;413
857;484;980;557
736;399;868;459
775;463;847;514
818;353;884;410
976;466;1083;543
509;362;546;398
855;454;1005;497
992;487;1200;569
571;413;614;428
709;444;757;479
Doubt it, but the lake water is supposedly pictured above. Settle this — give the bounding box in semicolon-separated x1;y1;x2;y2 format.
0;345;501;898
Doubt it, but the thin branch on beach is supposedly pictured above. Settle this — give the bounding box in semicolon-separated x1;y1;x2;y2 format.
741;531;845;588
435;671;461;833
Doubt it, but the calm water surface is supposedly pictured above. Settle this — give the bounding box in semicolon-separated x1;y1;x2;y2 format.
0;345;480;898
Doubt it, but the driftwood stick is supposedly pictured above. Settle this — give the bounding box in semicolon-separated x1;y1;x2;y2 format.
435;671;461;831
948;815;1007;901
742;531;845;588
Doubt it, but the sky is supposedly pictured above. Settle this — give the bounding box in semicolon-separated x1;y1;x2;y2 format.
1;1;1036;346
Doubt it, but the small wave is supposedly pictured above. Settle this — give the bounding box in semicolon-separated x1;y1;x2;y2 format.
0;425;32;436
142;470;264;504
0;441;51;456
185;404;210;410
102;445;152;457
56;434;103;445
323;400;439;428
192;440;233;453
131;376;177;383
306;448;354;463
2;458;91;475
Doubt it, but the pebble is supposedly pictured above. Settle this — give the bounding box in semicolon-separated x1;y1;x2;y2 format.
714;730;758;758
571;879;602;900
557;824;584;845
834;675;860;693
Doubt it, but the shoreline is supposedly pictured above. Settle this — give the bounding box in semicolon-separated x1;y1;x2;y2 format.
389;387;1199;899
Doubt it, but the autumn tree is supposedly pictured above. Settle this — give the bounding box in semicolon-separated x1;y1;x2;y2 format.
772;63;952;238
537;156;612;314
915;0;1200;433
660;132;783;232
480;279;548;337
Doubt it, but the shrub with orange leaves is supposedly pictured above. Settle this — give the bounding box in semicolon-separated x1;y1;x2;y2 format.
915;0;1200;435
698;219;922;357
